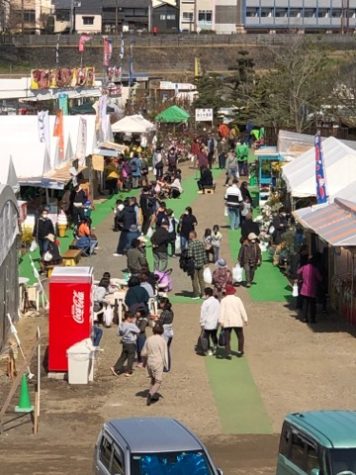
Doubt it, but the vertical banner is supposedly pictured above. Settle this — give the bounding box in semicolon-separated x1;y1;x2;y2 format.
103;37;112;67
96;95;107;141
37;110;50;154
53;110;65;160
55;34;60;66
78;34;91;53
195;57;202;78
119;33;125;60
314;132;328;204
76;117;87;166
58;93;69;115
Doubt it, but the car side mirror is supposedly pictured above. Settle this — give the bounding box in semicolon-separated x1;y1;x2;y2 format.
217;469;224;475
310;469;320;475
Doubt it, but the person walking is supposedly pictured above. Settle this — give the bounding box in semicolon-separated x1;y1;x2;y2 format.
141;324;168;406
166;209;177;257
111;312;140;377
151;221;170;271
188;231;208;300
212;258;233;300
211;224;223;262
33;207;55;256
297;256;322;324
224;150;239;187
129;152;142;189
240;213;260;242
219;285;248;359
238;233;262;287
225;178;243;230
113;197;137;256
140;187;156;235
154;297;174;371
200;287;220;355
235;140;249;176
178;206;198;251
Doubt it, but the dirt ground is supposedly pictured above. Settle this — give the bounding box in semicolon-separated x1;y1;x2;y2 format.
1;166;356;474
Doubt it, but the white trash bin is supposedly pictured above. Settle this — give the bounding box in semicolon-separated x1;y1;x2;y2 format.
67;338;95;384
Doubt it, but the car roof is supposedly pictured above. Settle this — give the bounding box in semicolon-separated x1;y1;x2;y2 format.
286;411;356;449
105;417;203;453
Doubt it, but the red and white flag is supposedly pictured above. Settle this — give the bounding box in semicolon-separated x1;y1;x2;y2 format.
103;37;112;67
78;34;91;53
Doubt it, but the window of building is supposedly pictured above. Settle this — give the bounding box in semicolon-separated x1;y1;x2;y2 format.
167;14;176;20
246;8;258;17
303;8;316;18
348;9;356;18
198;10;212;22
82;16;94;25
134;8;147;16
183;12;193;20
331;9;342;17
260;8;272;17
160;14;166;20
124;8;134;15
24;9;35;22
289;9;301;17
275;8;288;17
318;9;329;17
56;10;70;22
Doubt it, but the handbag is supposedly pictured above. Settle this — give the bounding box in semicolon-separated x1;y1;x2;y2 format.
175;235;181;254
196;330;209;354
43;251;53;262
232;264;244;283
30;239;38;252
292;282;299;297
203;267;212;284
218;329;226;347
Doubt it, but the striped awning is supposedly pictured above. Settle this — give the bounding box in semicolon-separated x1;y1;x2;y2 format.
295;198;356;247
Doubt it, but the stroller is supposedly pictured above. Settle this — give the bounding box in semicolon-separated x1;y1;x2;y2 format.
154;269;173;297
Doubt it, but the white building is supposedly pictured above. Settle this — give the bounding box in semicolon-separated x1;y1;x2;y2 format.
179;0;240;33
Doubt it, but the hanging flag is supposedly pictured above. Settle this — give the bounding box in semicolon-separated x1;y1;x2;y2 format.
78;34;91;53
194;57;202;78
55;34;60;65
96;95;108;142
314;132;328;204
119;33;125;60
53;110;65;160
75;117;87;166
103;37;112;67
58;93;69;115
37;110;50;154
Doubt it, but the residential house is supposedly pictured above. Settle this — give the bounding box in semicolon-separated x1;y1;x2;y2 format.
6;0;53;33
102;0;150;33
179;0;215;32
151;0;179;33
75;0;102;34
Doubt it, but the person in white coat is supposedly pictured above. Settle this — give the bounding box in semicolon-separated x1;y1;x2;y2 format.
219;285;248;359
200;287;220;355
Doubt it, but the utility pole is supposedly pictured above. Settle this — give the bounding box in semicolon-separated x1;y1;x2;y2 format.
21;0;24;34
115;0;118;34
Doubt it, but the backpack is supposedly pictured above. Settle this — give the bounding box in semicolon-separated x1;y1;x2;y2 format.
179;249;195;277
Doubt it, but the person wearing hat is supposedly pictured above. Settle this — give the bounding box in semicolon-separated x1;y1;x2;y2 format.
219;285;248;358
238;232;262;287
114;197;138;256
212;258;233;300
126;238;148;276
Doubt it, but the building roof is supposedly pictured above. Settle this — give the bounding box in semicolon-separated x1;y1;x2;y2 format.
75;0;102;14
295;197;356;247
286;411;356;448
152;0;177;8
102;0;150;8
106;418;203;453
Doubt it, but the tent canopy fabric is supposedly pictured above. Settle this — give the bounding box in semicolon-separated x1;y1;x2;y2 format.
112;114;156;134
155;106;190;123
295;198;356;247
0;156;19;193
282;137;356;200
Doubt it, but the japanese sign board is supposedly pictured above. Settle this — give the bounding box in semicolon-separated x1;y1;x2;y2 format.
195;108;213;122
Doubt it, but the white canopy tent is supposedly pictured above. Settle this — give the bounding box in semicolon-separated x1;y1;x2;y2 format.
112;114;156;134
282;137;356;200
0;156;19;193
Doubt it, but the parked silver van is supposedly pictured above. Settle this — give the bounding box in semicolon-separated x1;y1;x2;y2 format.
93;417;222;475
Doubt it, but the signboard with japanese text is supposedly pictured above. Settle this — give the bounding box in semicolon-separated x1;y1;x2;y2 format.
195;108;213;122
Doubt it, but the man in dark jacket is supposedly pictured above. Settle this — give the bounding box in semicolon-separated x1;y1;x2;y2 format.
113;198;137;256
151;222;170;271
238;232;262;287
240;213;260;242
140;187;156;235
33;208;55;255
197;166;213;191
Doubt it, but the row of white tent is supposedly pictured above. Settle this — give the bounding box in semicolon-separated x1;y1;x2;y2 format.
281;135;356;203
0;114;112;191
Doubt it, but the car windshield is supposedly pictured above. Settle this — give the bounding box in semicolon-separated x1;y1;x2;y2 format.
131;450;215;475
329;448;356;474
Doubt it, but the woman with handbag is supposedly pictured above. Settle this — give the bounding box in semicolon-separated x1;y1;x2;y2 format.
212;258;233;300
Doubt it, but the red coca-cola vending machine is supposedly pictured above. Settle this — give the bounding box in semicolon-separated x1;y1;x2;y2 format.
48;266;94;372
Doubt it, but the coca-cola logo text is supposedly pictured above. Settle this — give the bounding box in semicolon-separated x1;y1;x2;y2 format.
71;290;85;324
